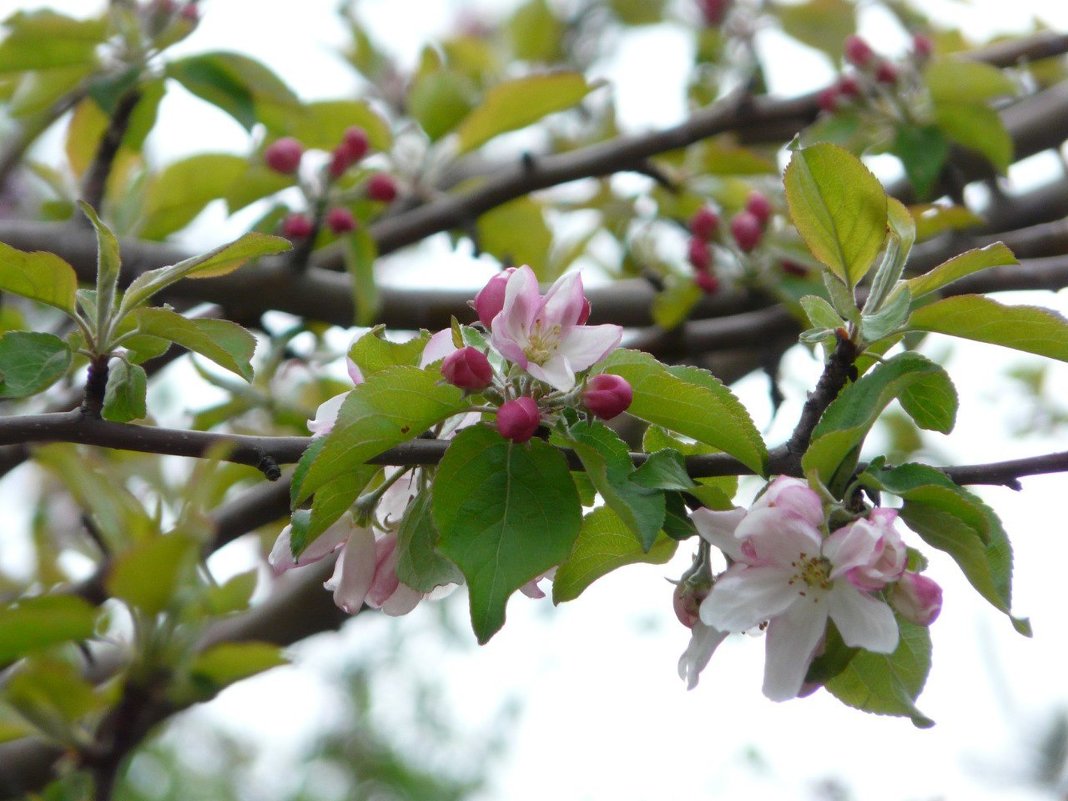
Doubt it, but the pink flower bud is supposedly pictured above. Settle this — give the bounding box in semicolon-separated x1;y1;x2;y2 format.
673;581;709;629
326;207;357;234
891;572;942;626
781;260;809;277
367;173;398;203
497;396;541;443
745;191;772;225
697;0;731;26
180;2;199;22
912;33;933;61
688;237;711;271
844;34;875;68
441;347;494;391
582;374;633;420
730;211;763;252
695;269;719;295
282;213;313;239
264;137;303;175
818;86;840;113
328;144;355;179
838;75;861;97
689;206;720;241
875;60;899;85
342;126;370;163
473;268;516;328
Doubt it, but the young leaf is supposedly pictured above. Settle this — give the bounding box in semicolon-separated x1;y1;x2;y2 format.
890;124;949;200
907;295;1068;363
0;242;78;314
825;619;935;728
348;328;429;377
802;352;948;484
102;359;147;422
106;534;199;616
905;242;1017;299
0;596;98;662
456;73;595;154
0;10;107;73
396;490;464;593
934;102;1013;173
897;362;958;434
78;201;121;337
343;228;379;326
140;153;249;240
295;367;466;503
601;349;767;474
433;425;581;643
188;642;288;698
800;294;843;330
784;142;888;288
924;59;1016;105
132;308;257;381
862;197;915;316
118;232;290;317
553;507;677;604
563;422;666;551
290;464;375;558
0;332;71;398
631;449;695;491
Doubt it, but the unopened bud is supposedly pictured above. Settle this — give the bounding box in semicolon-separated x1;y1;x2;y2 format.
441;347;494;391
730;211;763;252
473;268;516;329
582;374;633;420
689;206;720;241
890;572;942;626
744;191;772;225
367;173;398;203
264;137;303;175
844;34;875;68
326;207;357;234
282;213;314;239
496;396;541;443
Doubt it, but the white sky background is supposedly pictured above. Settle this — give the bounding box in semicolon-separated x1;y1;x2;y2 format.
4;1;1068;799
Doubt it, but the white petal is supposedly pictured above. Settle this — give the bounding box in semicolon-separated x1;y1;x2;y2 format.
419;328;457;367
380;582;423;616
692;507;747;559
824;519;881;577
678;622;729;690
308;392;348;437
557;324;623;373
268;516;350;573
327;528;377;614
700;565;797;632
738;507;823;568
828;584;899;653
762;599;829;702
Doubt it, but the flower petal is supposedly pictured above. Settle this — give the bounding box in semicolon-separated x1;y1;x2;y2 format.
678;622;729;690
737;507;823;568
824;518;882;577
326;527;377;614
526;354;577;391
308;392;348;437
692;507;747;560
419;328;458;367
381;582;423;616
762;598;829;701
268;516;350;573
556;323;623;374
828;584;899;653
700;565;797;632
539;271;587;328
490;266;540;365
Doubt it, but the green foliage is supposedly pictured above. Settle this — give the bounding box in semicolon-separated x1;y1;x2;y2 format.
102;358;147;422
343;227;380;326
602;349;767;473
106;534;199;616
0;10;106;74
139;153;249;239
187;642;288;700
433;426;581;643
0;596;98;662
396;490;464;593
553;506;677;603
294;367;466;503
348;328;430;376
908;295;1068;363
0;241;78;313
285;99;392;150
906;242;1018;298
476;197;553;278
891;125;949;200
0;331;71;398
133;308;256;381
784;142;888;288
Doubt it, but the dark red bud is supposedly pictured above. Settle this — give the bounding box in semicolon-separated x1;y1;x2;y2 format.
697;0;731;27
326;207;357;235
730;211;763;252
282;213;314;239
264;137;303;175
441;347;494;391
780;260;809;277
689;206;720;241
342;126;370;163
473;268;516;328
818;86;840;113
367;173;398;203
875;60;898;84
688;237;712;272
744;191;771;225
912;33;933;60
582;374;633;420
844;34;875;68
838;75;861;97
497;396;541;443
328;145;355;179
180;2;199;22
695;269;719;295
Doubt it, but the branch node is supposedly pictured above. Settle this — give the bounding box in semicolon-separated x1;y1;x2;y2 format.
81;355;110;419
256;451;282;481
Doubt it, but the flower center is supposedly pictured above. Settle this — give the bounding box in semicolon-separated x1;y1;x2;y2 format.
524;320;561;365
788;552;832;597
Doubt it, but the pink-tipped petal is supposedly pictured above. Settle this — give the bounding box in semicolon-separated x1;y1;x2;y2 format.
420;328;458;367
762;598;829;702
326;527;377;614
692;507;747;560
308;392;348;437
828;584;899;653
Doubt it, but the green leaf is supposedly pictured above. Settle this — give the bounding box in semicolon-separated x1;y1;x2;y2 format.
784;142;888;288
0;332;71;398
0;596;98;662
651;280;702;330
897;361;958;434
224;163;293;215
860;285;911;343
507;0;563;62
825;619;934;728
348;328;430;376
632;449;695;491
290;436;327;508
202;570;258;616
890;124;948;200
118;232;290;317
296;367;466;503
553;507;677;603
409;70;475;141
5;657;101;735
285;99;392;151
476;197;553;279
907;295;1068;363
292;466;373;558
800;294;843;330
858;462;1026;633
133;308;256;381
433;426;581;643
0;11;106;74
456;73;594;154
775;0;857;56
601;349;766;474
906;242;1017;299
924;59;1016;105
102;360;147;422
862;197;915;316
563;422;666;551
189;642;288;697
642;426;738;509
0;242;78;313
396;490;464;593
77;202;121;336
140;153;248;239
343;228;379;326
934;102;1013;172
802;352;947;484
166;52;300;132
910;203;984;242
107;534;199;616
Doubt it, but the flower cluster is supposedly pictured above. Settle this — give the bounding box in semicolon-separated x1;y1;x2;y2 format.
685;191;778;296
817;33;933;114
679;477;942;701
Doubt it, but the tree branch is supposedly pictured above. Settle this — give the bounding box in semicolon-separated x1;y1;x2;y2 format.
79;88;142;218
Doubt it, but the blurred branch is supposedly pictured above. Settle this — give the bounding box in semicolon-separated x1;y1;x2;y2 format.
79;88;142;218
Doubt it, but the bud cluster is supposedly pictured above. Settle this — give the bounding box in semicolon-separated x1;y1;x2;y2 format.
684;190;777;294
818;33;934;115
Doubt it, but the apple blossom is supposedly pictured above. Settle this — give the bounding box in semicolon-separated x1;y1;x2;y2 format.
838;507;907;591
678;622;729;691
489;266;622;391
891;571;943;626
327;526;423;616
